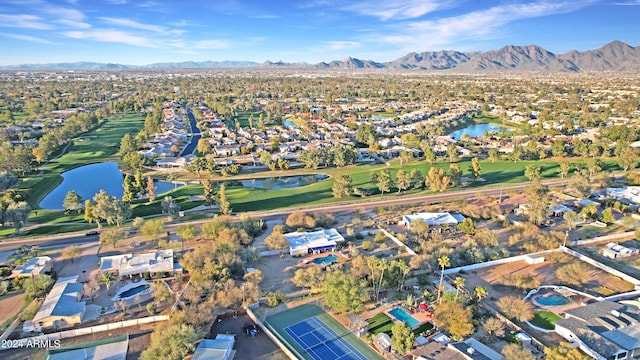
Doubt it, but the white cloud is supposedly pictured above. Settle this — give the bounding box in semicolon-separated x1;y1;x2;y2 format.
248;14;280;19
0;14;52;30
106;0;127;4
0;32;54;44
57;19;91;28
43;6;84;21
613;0;640;4
98;17;183;35
377;1;596;51
346;0;449;20
324;41;360;50
62;29;155;47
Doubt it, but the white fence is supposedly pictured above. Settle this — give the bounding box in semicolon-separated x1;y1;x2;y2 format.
378;229;417;256
0;315;169;350
561;247;640;287
443;248;560;275
570;231;636;246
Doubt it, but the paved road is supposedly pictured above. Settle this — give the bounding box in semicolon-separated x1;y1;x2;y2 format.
0;178;567;253
180;104;202;156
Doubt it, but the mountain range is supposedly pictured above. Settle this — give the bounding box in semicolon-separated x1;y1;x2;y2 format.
2;41;639;72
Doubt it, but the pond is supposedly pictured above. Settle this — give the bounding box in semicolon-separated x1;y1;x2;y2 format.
449;123;511;140
39;162;179;210
241;174;328;190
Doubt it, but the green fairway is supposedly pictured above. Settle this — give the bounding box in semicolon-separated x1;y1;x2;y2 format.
531;311;561;330
19;113;145;209
264;304;383;360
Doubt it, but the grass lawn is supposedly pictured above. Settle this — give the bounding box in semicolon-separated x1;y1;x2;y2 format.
366;313;393;335
531;311;561;330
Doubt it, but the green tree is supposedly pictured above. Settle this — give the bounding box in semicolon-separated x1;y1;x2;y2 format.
355;123;376;146
395;169;411;194
601;207;614;223
446;143;458;162
424;146;436;163
84;199;97;225
502;344;534;360
6;201;31;233
618;148;640;172
434;300;474;339
322;272;367;314
196;138;211;156
488;149;499;163
544;343;591;360
449;163;462;187
176;223;195;242
526;180;549;225
332;174;352;199
409;168;423;189
265;230;288;250
457;218;476;235
161;196;180;217
497;296;534;321
524;165;541;181
218;184;231;215
292;266;326;292
474;286;488;302
100;227;124;248
140;322;202;360
556;263;589;286
146;176;156;202
559;160;571;179
62;246;81;263
469;157;481;179
453;276;465;300
427;167;450;192
373;170;393;195
203;180;216;207
140;218;164;242
563;210;580;230
121;151;145;172
391;321;415;355
62;190;83;213
119;133;137;156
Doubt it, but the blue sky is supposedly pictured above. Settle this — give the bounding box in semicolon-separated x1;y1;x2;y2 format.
0;0;639;65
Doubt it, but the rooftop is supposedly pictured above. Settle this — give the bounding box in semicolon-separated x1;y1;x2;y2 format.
402;212;465;226
33;275;85;324
99;249;177;276
191;334;235;360
284;228;344;251
12;256;51;277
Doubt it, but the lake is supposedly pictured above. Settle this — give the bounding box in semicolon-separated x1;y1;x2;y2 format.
241;174;328;190
449;123;511;140
39;162;179;210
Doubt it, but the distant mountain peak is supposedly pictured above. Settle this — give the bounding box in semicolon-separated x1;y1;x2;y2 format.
0;41;637;72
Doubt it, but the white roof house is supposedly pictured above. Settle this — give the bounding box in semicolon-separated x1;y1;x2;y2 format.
603;242;639;259
284;228;344;256
33;275;85;329
401;212;465;229
192;334;235;360
99;250;180;277
12;256;52;277
607;187;640;205
46;337;129;360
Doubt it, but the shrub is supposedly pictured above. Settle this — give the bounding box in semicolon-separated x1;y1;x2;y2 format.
374;232;387;243
361;241;373;251
146;303;157;315
265;291;285;307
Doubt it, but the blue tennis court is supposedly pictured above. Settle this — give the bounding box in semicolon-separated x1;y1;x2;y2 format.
284;316;368;360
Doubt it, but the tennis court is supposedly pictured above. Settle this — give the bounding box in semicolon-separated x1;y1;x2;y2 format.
284;316;368;360
264;304;383;360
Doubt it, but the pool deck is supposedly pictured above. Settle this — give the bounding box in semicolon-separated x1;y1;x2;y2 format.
529;288;584;314
297;252;349;266
385;306;432;329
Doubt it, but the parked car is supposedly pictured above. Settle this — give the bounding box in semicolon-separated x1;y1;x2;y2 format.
85;230;100;236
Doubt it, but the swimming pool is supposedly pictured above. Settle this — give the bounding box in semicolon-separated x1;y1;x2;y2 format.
535;293;569;306
389;307;420;328
312;254;338;265
116;284;150;299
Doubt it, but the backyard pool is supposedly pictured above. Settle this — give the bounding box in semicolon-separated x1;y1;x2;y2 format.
312;254;338;265
389;307;420;328
535;293;569;306
116;284;150;300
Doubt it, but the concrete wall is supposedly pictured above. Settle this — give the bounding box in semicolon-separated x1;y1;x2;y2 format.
570;231;636;246
561;247;640;286
0;315;169;351
443;249;560;275
246;308;297;360
378;229;417;256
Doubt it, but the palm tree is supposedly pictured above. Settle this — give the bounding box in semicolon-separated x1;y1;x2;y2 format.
474;286;488;303
393;259;411;291
453;276;465;300
376;259;389;302
99;272;115;292
437;255;450;304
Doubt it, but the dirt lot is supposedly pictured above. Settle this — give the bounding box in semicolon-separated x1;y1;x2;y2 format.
462;251;635;305
0;291;24;326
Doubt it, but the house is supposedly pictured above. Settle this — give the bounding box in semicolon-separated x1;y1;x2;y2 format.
45;336;129;360
400;212;465;229
411;341;466;360
192;334;235;360
448;338;504;360
607;187;640;205
603;243;639;259
554;300;640;360
284;228;345;256
99;250;181;278
155;154;196;169
11;256;52;277
33;275;86;329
